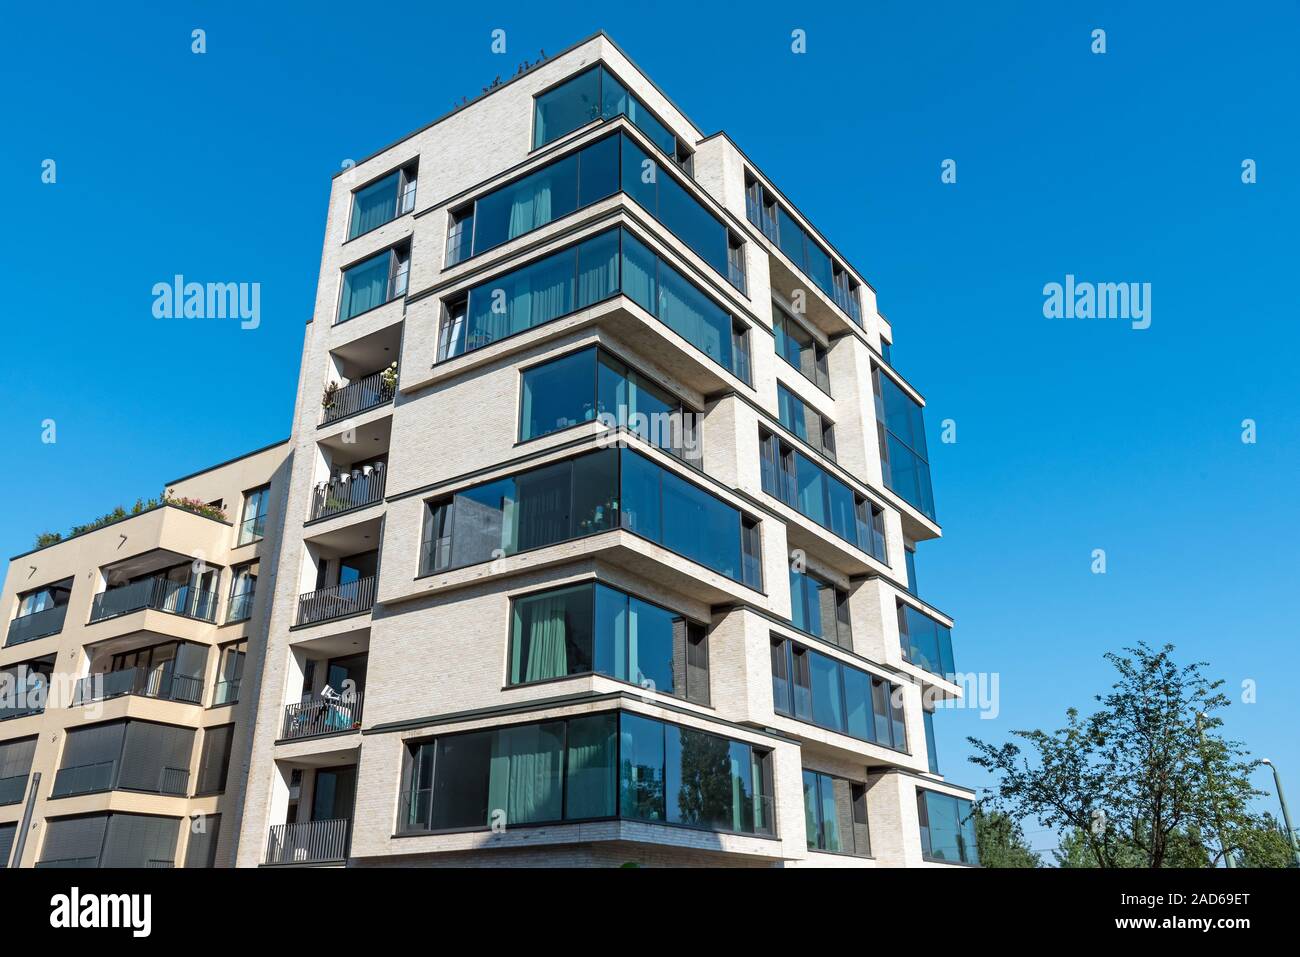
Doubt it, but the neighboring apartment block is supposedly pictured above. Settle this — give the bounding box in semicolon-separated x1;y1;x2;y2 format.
0;441;289;868
235;33;978;868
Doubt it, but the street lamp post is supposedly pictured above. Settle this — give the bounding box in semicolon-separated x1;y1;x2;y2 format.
1261;759;1300;868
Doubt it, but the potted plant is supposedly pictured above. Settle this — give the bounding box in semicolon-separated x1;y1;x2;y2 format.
322;380;340;411
380;361;398;394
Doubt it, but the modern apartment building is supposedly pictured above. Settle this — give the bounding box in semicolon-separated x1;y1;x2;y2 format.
0;441;289;868
235;33;978;868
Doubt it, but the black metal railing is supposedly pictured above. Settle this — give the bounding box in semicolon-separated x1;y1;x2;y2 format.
50;760;116;798
264;818;350;865
145;859;175;868
89;577;218;624
321;371;396;424
212;677;241;706
158;766;190;795
0;773;29;806
72;667;205;706
5;604;68;646
226;588;255;623
35;857;99;868
309;467;386;521
281;692;364;740
295;576;376;626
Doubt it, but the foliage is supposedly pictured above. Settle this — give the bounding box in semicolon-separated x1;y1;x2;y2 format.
1233;812;1298;868
973;808;1041;868
31;487;227;549
970;642;1263;868
322;380;339;409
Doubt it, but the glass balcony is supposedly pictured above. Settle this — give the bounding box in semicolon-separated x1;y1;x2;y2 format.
226;589;255;623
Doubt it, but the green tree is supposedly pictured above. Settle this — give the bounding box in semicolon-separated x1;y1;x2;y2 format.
1233;813;1297;868
970;642;1262;868
973;808;1041;867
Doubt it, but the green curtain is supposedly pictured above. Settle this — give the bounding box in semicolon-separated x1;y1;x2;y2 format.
521;597;569;682
487;725;562;826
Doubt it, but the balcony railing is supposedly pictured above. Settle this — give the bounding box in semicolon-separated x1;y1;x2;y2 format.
0;773;29;806
50;758;188;799
227;589;255;623
281;692;364;740
89;577;218;624
265;818;350;865
321;371;396;425
213;677;241;706
72;667;204;706
6;604;68;646
35;857;99;868
237;511;267;545
50;760;116;797
309;467;386;522
295;576;376;626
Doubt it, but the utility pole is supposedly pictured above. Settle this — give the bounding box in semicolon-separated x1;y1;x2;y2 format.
1261;759;1300;868
1198;713;1235;868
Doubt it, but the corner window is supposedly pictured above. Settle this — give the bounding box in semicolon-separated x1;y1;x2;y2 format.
338;244;410;324
532;65;690;174
519;346;702;468
348;162;418;240
772;302;830;392
803;770;870;856
237;486;270;546
760;429;887;561
771;635;907;750
917;789;978;865
789;559;851;649
873;366;935;520
508;581;709;703
401;712;773;837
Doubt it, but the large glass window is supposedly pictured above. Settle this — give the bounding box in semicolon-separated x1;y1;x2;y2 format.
772;302;830;392
533;65;687;170
402;712;772;837
508;582;709;703
777;383;835;460
760;430;887;561
348;164;418;240
745;174;862;324
439;228;750;383
338;245;409;324
447;136;619;266
789;560;851;649
519;346;701;467
897;602;956;679
917;789;979;865
619;135;734;285
621;449;762;588
803;770;870;856
422;447;761;589
874;366;935;520
771;636;907;751
923;707;940;774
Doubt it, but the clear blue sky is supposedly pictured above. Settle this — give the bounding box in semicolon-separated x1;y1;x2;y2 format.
3;2;1296;859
